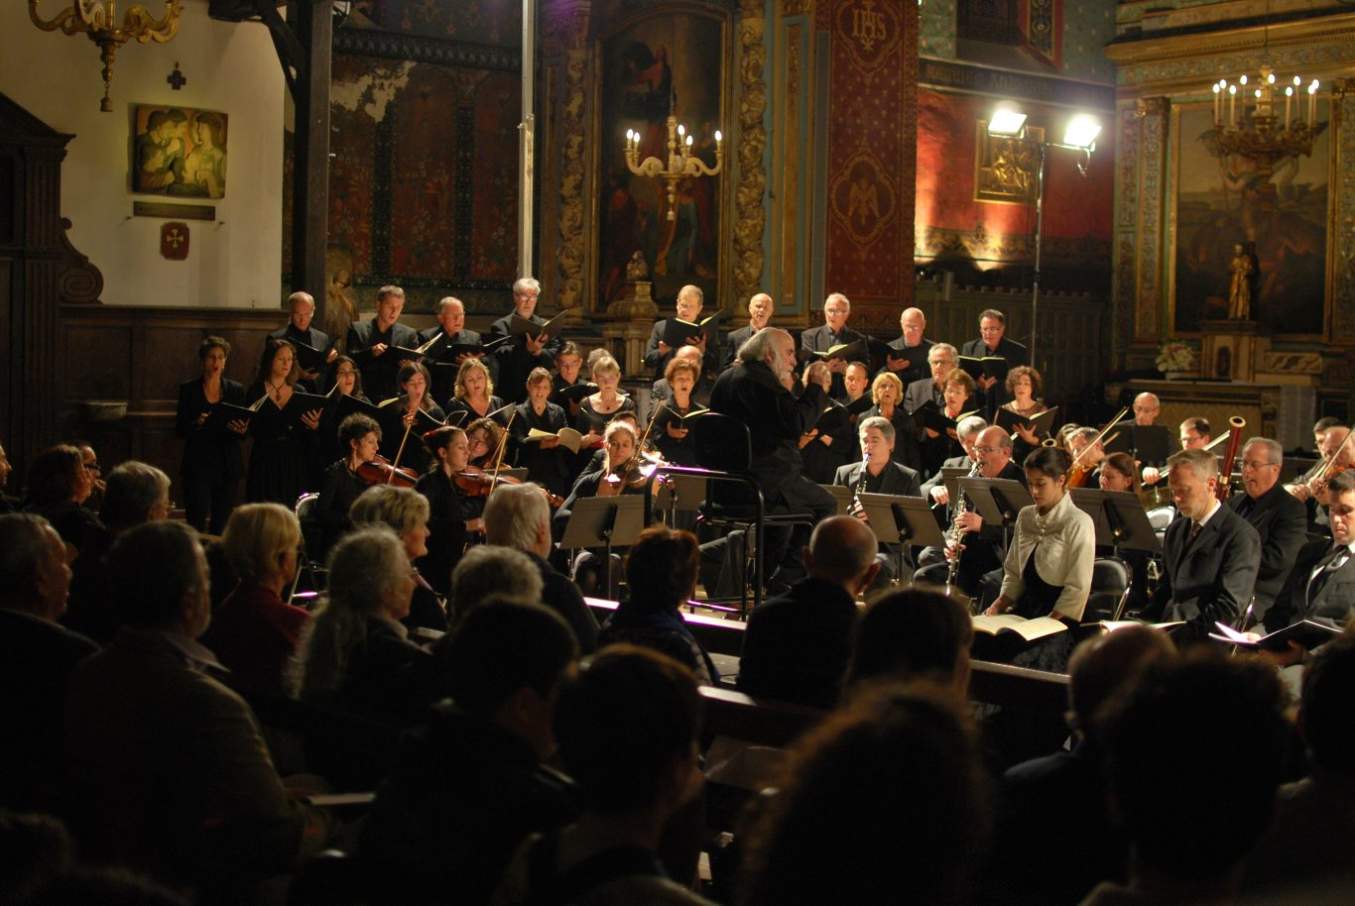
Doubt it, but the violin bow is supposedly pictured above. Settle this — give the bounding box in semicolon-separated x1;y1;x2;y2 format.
488;408;517;492
388;420;414;484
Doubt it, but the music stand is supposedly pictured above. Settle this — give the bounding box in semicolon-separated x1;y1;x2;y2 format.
959;478;1033;533
940;466;971;503
1068;488;1161;554
819;484;854;516
655;473;708;514
560;496;648;595
858;494;947;586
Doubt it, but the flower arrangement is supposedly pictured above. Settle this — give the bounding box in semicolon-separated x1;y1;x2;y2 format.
1156;341;1195;374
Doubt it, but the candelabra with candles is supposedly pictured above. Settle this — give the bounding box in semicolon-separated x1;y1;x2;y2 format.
1210;66;1321;175
623;116;723;221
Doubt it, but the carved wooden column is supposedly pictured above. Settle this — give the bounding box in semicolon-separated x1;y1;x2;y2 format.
1132;97;1168;347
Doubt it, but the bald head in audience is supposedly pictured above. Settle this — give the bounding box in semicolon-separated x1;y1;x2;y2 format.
803;515;880;595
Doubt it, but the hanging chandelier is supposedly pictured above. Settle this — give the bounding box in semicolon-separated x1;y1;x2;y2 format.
29;1;185;112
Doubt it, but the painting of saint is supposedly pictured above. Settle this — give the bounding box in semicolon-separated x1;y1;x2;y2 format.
1172;103;1328;335
597;13;724;311
132;105;229;199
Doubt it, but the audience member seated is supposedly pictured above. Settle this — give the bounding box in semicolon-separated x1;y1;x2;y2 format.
22;444;102;554
1084;650;1288;905
349;484;446;633
65;521;329;902
841;586;973;697
484;482;598;651
448;544;545;624
0;514;94;813
361;601;580;905
200;503;310;699
493;646;714;905
737;683;990;906
598;527;718;685
1247;633;1355;897
65;461;171;643
292;526;429;726
737;515;877;708
987;626;1175;906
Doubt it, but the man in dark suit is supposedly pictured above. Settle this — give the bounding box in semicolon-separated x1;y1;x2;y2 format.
883;307;935;386
799;292;864;399
346;284;420;403
834;415;922;586
488;277;562;403
960;308;1029;415
903;342;958;415
710;328;836;587
643;283;719;380
1227;438;1308;621
1;513;97;812
1263;472;1355;654
921;414;988;505
1147;448;1261;644
262;291;336;387
738;515;878;708
723;291;773;370
418;296;484;406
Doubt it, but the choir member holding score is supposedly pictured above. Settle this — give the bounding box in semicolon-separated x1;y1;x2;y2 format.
864;371;923;473
509;368;577;502
176;335;247;534
649;354;705;467
245;339;323;506
377;362;445;476
445;357;505;423
346;285;419;404
488;277;561;404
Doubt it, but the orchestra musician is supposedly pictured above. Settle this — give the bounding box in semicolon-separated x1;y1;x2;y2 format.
1286;425;1353;537
724;291;774;370
488;277;561;403
1066;427;1108;486
644;284;717;380
245;339;323;505
1179;417;1212;450
310;354;369;485
883;307;934;384
346;285;419;404
833;416;923;588
921;415;988;507
709;328;837;587
1132;392;1170;486
864;372;923;473
377;362;446;476
262;291;336;388
1227;438;1308;622
1099;451;1151;614
960;309;1029;414
648;355;705;467
980;446;1096;671
176;336;247;534
316;413;382;555
1143;447;1260;644
800;293;864;398
1097;452;1140;494
418;296;482;404
508;367;577;503
416;426;481;597
903;343;959;414
445;358;505;423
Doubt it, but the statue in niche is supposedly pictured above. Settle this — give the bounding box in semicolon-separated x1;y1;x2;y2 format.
1228;242;1256;320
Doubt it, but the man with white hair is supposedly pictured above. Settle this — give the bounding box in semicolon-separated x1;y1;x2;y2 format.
800;292;864;398
710;328;837;587
1225;437;1308;620
1145;447;1260;643
885;307;934;384
483;483;598;651
488;277;561;403
724;291;774;370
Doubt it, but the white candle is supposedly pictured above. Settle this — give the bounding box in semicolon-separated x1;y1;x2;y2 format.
1213;83;1221;124
1309;81;1318;127
1229;84;1237;127
1284;87;1292;128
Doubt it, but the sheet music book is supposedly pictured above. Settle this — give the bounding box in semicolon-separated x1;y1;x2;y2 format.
661;314;720;348
957;354;1009;383
1210;619;1341;652
971;614;1068;643
995;406;1059;437
509;311;568;341
289;339;331;372
335;393;382;421
525;426;585;454
551;381;599;404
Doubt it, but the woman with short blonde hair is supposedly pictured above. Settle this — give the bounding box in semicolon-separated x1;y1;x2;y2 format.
349;484;444;631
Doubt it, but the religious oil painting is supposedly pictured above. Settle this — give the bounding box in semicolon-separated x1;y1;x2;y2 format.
1171;101;1330;336
595;11;726;311
131;105;229;199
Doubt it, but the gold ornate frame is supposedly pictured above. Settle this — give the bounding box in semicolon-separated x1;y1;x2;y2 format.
973;120;1045;205
1165;99;1336;341
586;2;736;317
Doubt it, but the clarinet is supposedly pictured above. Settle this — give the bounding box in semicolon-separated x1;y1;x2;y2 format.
945;459;983;590
851;452;870;516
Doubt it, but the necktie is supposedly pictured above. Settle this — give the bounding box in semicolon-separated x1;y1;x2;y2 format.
1185;520;1203;550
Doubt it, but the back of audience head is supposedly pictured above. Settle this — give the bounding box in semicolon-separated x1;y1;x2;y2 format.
1066;625;1175;743
739;683;989;906
24;866;190;906
24;444;90;508
804;514;879;593
844;587;972;694
99;461;171;532
451;545;543;620
1300;632;1355;779
0;513;71;621
554;645;703;818
0;809;73;902
1097;649;1288;885
106;521;209;636
483;482;551;558
438;599;578;758
623;527;699;613
220;503;300;590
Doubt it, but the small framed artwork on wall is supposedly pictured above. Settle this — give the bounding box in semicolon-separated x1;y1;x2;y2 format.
131;104;228;199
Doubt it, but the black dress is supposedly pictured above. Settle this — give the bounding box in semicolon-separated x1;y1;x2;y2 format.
509;401;577;501
446;395;506;426
245;383;311;506
376;396;447;477
309;391;373;489
572;395;637;436
316;460;369;556
648;401;703;467
176;377;246;534
866;403;924;473
414;467;470;597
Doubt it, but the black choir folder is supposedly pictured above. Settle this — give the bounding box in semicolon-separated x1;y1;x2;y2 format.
289;339;332;372
971;614;1069;643
552;382;599;405
1210;620;1341;652
995;406;1059;438
914;401;982;436
957;354;1009;383
509;312;569;341
661;314;720;348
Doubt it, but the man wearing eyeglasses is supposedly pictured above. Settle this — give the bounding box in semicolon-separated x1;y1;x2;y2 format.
1226;437;1308;621
77;443;106;513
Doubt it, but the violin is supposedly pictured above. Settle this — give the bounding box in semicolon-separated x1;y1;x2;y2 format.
356;454;419;488
453;468;564;508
